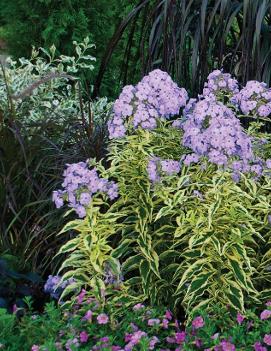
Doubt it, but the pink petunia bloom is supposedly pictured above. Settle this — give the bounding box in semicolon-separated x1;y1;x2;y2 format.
165;310;173;320
254;341;267;351
162;318;169;329
148;318;160;326
148;318;160;327
133;303;145;311
192;316;205;329
236;312;245;325
31;346;40;351
97;313;109;324
12;304;18;314
82;310;92;321
175;331;186;344
77;289;86;304
195;338;202;348
220;340;235;351
79;331;89;343
263;334;271;346
260;309;271;320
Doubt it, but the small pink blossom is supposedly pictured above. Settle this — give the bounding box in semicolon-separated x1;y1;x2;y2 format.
79;331;89;343
195;338;202;348
266;301;271;306
175;331;186;344
77;289;86;304
12;304;18;314
133;303;145;310
192;316;205;329
82;310;92;321
147;318;160;326
220;340;235;351
263;334;271;346
236;312;245;325
260;309;271;320
97;313;109;324
165;310;173;320
254;341;267;351
162;318;169;329
31;346;40;351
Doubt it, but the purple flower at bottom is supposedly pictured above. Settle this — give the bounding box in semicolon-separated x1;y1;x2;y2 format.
254;342;268;351
220;340;235;351
31;346;40;351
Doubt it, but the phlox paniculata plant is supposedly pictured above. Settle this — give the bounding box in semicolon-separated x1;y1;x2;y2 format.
55;69;271;318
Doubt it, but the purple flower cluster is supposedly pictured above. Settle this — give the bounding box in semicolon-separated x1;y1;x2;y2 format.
30;296;271;351
44;275;75;299
235;80;271;117
182;96;253;167
147;157;181;183
52;161;118;218
108;69;188;138
203;69;239;100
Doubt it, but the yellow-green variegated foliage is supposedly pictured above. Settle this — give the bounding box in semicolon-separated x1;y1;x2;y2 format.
57;121;271;317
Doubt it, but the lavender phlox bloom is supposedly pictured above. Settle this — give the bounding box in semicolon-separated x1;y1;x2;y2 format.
44;275;75;300
108;69;188;138
147;156;181;183
234;80;271;117
203;70;239;101
52;161;118;218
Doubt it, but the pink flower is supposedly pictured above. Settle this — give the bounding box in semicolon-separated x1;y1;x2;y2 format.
12;304;18;314
79;331;89;343
162;318;169;329
254;341;267;351
77;289;86;304
31;346;40;351
147;318;160;326
97;313;109;324
195;338;202;348
266;301;271;306
133;303;145;310
192;316;205;329
175;331;186;344
165;310;173;320
149;336;159;350
260;309;271;320
220;340;235;351
236;312;245;325
211;333;220;340
263;334;271;346
82;310;92;321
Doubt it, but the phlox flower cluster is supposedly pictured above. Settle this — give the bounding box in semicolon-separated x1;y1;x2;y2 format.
52;161;118;218
44;275;75;299
147;156;181;183
202;69;239;101
235;80;271;117
181;96;257;171
108;69;188;138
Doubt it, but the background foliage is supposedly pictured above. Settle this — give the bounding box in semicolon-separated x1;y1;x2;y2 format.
0;40;112;279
